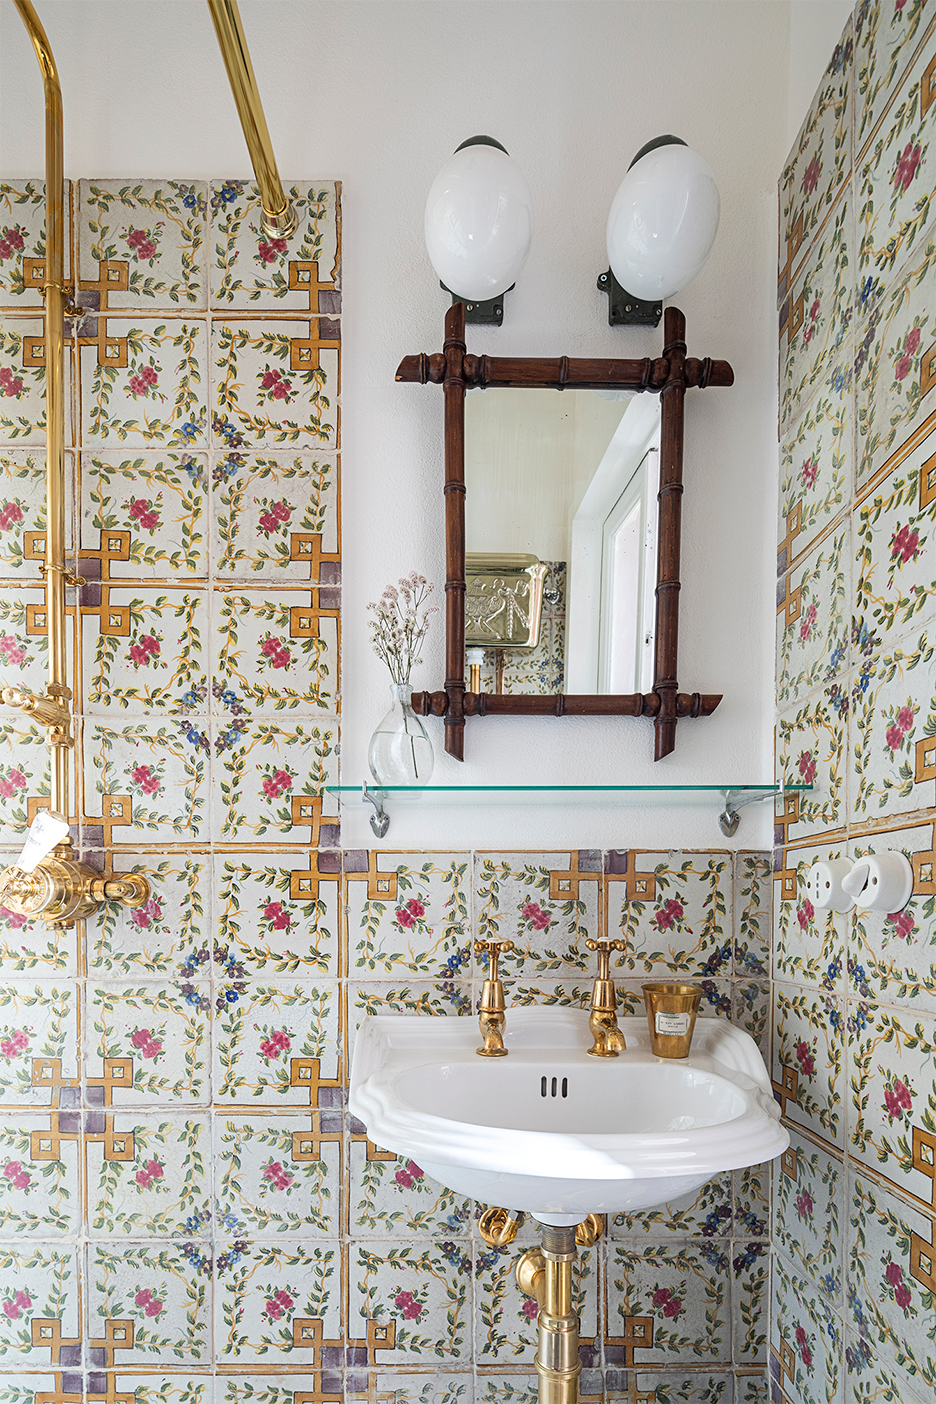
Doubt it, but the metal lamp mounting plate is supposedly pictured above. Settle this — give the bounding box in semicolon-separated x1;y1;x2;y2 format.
597;268;662;326
441;281;514;326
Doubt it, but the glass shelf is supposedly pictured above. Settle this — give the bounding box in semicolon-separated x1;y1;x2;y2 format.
325;782;812;838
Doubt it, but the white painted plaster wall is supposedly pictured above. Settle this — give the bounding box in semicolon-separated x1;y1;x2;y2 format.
0;0;792;850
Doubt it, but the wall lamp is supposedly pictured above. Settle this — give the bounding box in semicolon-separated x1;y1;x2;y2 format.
424;133;719;328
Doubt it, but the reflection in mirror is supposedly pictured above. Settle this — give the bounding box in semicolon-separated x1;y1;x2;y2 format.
464;389;661;696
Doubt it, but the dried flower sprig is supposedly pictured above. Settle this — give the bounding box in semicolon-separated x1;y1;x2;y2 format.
368;572;438;685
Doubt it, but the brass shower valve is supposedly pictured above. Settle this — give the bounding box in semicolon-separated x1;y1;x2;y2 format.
584;937;628;1057
2;685;73;736
474;938;514;1058
0;858;150;928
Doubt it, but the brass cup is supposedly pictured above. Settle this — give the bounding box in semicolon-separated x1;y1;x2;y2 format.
642;983;703;1058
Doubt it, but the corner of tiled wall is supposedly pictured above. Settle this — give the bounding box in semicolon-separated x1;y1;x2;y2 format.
774;1;936;1400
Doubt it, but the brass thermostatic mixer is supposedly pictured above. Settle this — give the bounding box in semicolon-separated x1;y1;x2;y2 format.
0;809;150;929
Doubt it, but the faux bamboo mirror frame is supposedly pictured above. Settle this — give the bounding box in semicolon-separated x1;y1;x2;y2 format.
396;302;734;762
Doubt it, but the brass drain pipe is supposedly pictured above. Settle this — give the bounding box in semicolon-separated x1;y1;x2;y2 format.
517;1225;582;1404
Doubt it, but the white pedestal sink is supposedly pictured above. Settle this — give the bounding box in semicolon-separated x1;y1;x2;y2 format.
350;1006;787;1224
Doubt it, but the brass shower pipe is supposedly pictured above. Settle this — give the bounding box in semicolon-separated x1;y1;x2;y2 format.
0;0;294;924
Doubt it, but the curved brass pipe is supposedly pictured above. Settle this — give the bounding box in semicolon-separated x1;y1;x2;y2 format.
12;0;72;822
205;0;298;239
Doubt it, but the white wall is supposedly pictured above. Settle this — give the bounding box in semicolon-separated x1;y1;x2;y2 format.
0;0;791;850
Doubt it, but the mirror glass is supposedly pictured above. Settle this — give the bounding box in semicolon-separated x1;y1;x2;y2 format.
464;388;661;696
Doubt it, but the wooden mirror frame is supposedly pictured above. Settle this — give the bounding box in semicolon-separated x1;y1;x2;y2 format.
396;302;734;762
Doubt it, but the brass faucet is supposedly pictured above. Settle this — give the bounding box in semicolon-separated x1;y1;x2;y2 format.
474;938;514;1057
584;938;627;1057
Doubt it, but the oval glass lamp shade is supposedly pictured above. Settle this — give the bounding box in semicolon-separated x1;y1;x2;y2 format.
606;144;720;301
424;141;534;300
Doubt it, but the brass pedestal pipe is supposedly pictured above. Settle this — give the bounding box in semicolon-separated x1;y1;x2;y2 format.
515;1219;602;1404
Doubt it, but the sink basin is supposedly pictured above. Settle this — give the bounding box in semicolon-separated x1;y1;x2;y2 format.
350;1006;787;1224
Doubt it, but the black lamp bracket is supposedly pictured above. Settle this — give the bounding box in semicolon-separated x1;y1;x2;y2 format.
597;269;662;327
442;281;514;327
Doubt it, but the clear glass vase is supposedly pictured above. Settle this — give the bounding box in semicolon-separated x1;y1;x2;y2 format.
368;682;435;786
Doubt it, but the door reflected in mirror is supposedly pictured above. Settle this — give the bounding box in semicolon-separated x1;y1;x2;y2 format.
464;388;661;696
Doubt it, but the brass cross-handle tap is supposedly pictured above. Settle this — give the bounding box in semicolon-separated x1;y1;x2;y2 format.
474;938;514;1058
584;938;627;1057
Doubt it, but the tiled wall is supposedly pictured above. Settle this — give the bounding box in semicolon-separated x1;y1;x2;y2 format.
0;173;778;1404
773;2;936;1401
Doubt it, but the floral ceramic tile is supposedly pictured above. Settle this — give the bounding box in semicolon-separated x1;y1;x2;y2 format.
82;586;208;714
0;1244;80;1364
0;447;75;576
80;450;209;578
780;18;852;288
777;691;848;839
101;1377;212;1404
736;1162;771;1241
80;319;208;448
212;590;338;714
848;823;936;1009
770;1252;842;1404
214;1113;340;1238
0;717;48;842
78;180;208;308
0;584;72;711
210;181;340;310
215;852;340;978
847;1168;936;1396
0;180;69;309
734;854;771;979
88;852;208;977
854;415;936;635
607;1372;737;1403
856;0;934;156
610;1171;732;1239
0;1111;80;1235
219;1376;350;1404
82;718;209;845
774;838;849;990
212;450;339;580
473;851;600;977
779;381;850;571
845;1349;931;1404
0;855;74;976
857;22;936;282
848;996;936;1197
348;984;473;1064
773;983;845;1149
87;1239;210;1362
850;628;936;820
777;526;850;708
348;1376;473;1404
0;316;61;447
211;716;337;842
605;850;732;980
212;321;338;451
774;1129;845;1307
606;1241;731;1367
86;982;209;1106
348;852;470;977
732;980;771;1056
212;979;339;1107
348;1140;474;1237
476;1244;597;1364
86;1112;210;1236
734;1240;770;1364
351;1240;474;1363
856;234;936;485
0;980;78;1108
780;192;853;434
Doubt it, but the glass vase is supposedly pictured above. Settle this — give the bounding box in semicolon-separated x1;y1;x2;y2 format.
368;682;435;786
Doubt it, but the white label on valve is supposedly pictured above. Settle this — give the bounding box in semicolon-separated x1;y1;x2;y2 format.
17;811;69;873
655;1011;691;1037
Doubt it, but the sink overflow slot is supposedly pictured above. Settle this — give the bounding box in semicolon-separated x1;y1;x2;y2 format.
540;1076;568;1099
